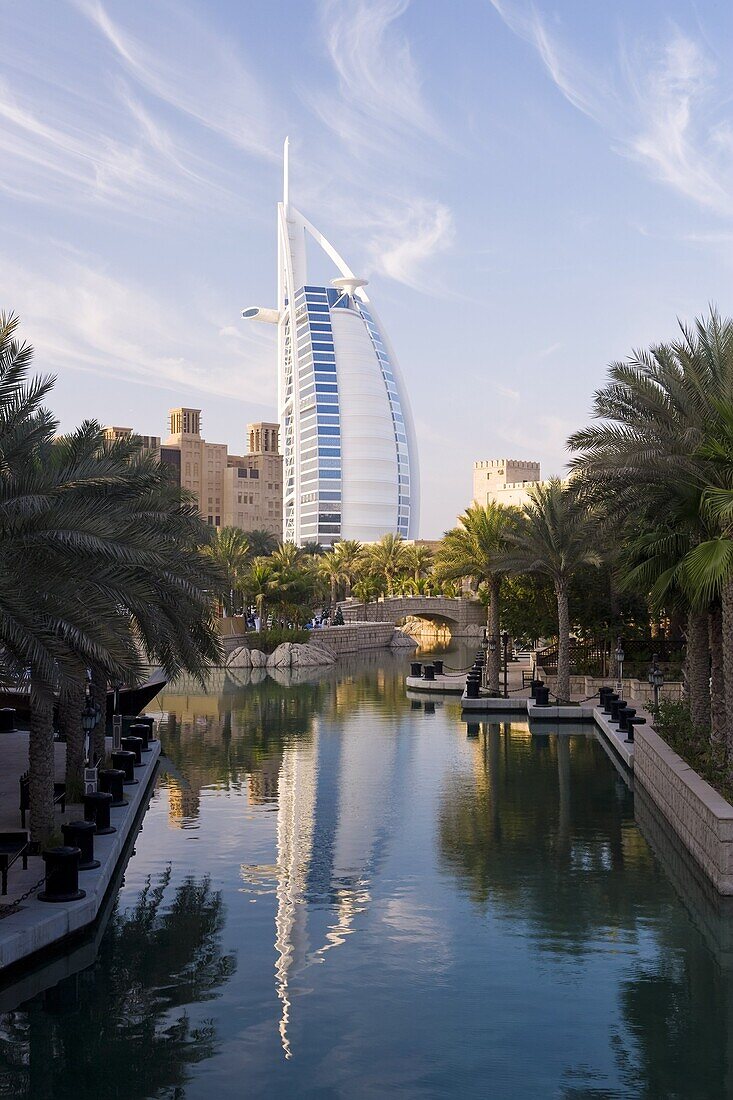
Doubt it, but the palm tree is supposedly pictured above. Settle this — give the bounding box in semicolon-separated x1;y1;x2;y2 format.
404;543;433;583
569;309;733;742
1;317;226;840
436;502;516;693
319;551;348;605
246;528;279;558
352;576;380;621
500;481;603;703
241;560;277;629
332;539;363;596
205;527;250;614
364;533;408;596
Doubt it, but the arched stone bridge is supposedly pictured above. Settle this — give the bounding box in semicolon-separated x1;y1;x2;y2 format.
337;595;486;634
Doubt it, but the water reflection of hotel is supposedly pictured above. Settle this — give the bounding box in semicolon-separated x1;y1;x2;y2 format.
268;712;405;1058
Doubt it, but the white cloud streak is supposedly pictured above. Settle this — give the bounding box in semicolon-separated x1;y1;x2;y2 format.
489;2;733;220
76;0;281;162
367;198;455;292
309;0;443;156
0;252;275;405
0;72;236;216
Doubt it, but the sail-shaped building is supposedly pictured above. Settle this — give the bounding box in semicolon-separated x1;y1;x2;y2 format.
243;140;419;546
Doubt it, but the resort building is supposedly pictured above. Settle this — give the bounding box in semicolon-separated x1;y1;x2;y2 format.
104;411;282;537
473;458;543;509
222;422;282;536
102;425;161;456
162;409;282;535
242;138;419;547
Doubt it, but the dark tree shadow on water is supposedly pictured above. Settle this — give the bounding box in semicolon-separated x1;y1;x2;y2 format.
0;869;237;1099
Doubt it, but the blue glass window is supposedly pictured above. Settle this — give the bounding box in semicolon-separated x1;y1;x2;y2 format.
319;470;340;479
315;384;338;393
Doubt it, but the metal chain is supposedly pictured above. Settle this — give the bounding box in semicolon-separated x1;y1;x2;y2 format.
0;873;47;915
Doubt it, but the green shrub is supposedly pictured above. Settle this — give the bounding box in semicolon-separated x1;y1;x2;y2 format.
238;626;309;654
650;700;732;803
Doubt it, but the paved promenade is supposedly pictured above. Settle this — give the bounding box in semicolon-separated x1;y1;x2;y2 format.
0;732;160;971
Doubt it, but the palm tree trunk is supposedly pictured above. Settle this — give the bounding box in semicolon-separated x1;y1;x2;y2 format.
721;577;733;760
486;576;500;693
686;610;711;733
710;605;726;745
29;676;55;845
555;584;571;703
59;677;86;795
90;666;107;766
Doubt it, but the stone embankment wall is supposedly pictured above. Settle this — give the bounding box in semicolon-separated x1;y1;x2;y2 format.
309;623;413;654
541;674;682;703
634;724;733;895
222;622;415;660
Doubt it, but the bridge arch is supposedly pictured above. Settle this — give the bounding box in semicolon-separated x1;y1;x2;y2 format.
337;596;486;635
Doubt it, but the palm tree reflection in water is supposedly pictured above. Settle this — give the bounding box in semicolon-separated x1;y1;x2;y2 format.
0;870;236;1099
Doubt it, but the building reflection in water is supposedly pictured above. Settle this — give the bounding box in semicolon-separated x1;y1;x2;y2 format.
269;704;403;1059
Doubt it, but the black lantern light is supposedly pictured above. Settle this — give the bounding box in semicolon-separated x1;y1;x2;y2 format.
615;637;625;691
648;653;664;708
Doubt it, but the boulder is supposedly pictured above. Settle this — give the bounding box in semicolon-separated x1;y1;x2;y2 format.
292;643;336;667
250;648;267;668
228;646;252;668
267;642;293;667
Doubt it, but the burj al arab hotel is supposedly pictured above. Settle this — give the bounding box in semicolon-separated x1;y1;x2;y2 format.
243;140;419;546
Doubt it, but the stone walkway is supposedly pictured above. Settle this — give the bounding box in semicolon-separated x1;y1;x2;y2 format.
0;732;160;971
0;731;68;835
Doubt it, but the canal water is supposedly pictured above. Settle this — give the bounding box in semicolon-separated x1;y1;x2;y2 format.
1;644;732;1098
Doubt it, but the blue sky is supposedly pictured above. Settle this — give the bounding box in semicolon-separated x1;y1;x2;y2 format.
2;0;732;536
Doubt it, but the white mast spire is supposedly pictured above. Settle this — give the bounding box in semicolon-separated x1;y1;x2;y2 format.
283;136;289;207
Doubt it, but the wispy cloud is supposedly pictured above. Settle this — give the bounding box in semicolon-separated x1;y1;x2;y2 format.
366;198;455;292
624;33;733;218
0;251;275;405
309;0;443;157
76;0;281;162
0;71;237;217
537;341;562;359
489;2;733;220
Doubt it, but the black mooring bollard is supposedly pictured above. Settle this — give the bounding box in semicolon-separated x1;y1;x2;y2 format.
38;846;85;902
618;706;636;735
0;707;16;732
112;749;138;785
603;692;619;716
120;736;144;766
610;698;627;723
534;686;551;706
465;679;480;698
423;665;435;682
530;679;544;701
98;768;128;807
62;820;100;870
433;660;444;676
132;715;157;743
410;662;422;678
129;722;151;752
83;791;116;835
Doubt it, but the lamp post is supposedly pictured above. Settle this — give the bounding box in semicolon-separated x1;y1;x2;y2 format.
502;630;509;699
648;653;664;708
615;637;625;695
488;636;497;695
